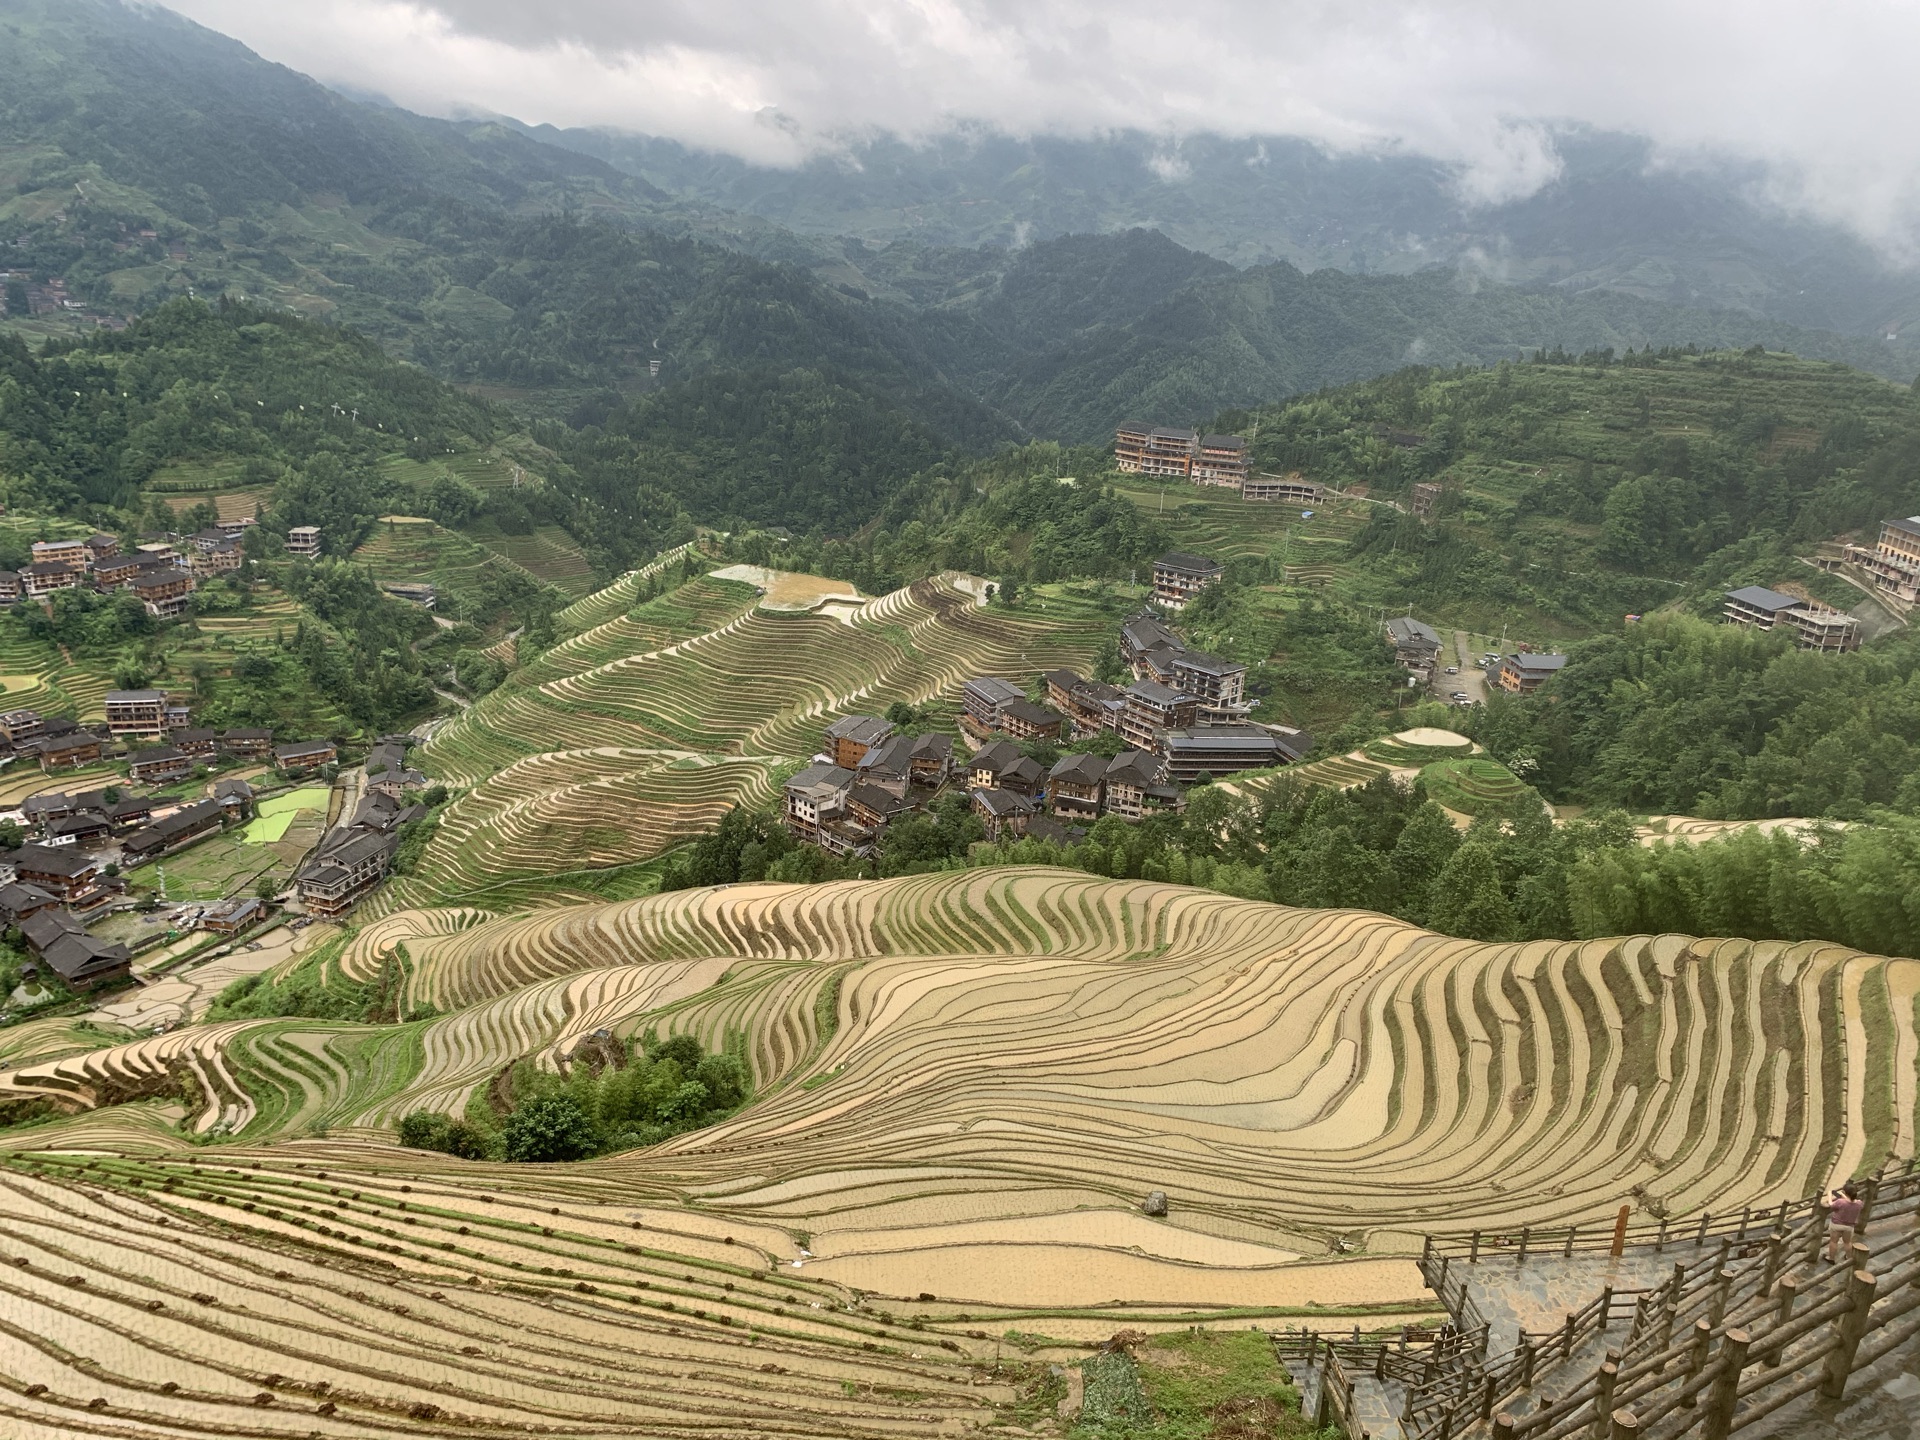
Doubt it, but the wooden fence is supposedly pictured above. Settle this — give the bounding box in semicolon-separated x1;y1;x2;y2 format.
1292;1161;1920;1440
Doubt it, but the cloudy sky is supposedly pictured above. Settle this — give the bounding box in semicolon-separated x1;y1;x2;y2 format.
168;0;1920;251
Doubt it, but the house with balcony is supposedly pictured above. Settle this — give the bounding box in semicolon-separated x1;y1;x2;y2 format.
1150;552;1224;610
1722;585;1862;653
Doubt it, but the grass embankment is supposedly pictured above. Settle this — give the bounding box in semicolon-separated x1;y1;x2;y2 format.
1075;1330;1331;1440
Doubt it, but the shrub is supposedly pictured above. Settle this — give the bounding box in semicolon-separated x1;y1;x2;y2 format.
501;1094;599;1163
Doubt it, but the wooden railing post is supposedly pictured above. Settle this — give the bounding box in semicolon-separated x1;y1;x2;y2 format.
1518;1226;1531;1266
1737;1206;1750;1242
1564;1224;1578;1258
1707;1268;1732;1328
1679;1319;1712;1407
1857;1174;1881;1237
1762;1273;1798;1366
1439;1254;1451;1293
1818;1269;1879;1399
1471;1230;1482;1264
1701;1329;1749;1440
1761;1230;1784;1294
1519;1337;1536;1389
1695;1212;1711;1246
1612;1205;1629;1258
1808;1200;1828;1264
1598;1285;1614;1330
1608;1407;1640;1440
1590;1362;1618;1440
1562;1312;1577;1359
1493;1412;1516;1440
1655;1217;1668;1253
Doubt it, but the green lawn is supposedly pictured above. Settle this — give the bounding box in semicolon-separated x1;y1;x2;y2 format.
242;786;329;843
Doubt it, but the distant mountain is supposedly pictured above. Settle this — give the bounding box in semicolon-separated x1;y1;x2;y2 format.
539;125;1920;343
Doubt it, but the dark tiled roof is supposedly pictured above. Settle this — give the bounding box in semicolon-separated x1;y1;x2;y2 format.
1155;552;1222;575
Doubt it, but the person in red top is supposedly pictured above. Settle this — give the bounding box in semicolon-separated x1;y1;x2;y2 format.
1826;1182;1864;1262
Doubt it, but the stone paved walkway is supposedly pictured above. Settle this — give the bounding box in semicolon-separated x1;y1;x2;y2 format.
1450;1248;1686;1351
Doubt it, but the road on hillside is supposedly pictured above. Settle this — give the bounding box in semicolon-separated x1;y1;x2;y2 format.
1441;630;1490;707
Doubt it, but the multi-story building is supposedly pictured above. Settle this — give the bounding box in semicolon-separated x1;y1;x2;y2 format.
33;732;104;771
1120;680;1199;752
0;709;44;747
1046;753;1107;819
1495;652;1570;694
188;539;244;578
997;698;1065;743
1114;423;1203;478
1242;473;1324;504
29;538;88;571
129;567;195;617
21;561;81;599
824;714;894;770
1044;669;1126;737
10;843;109;909
1722;586;1862;653
1411;482;1444;519
105;689;168;741
783;762;858;845
1191;435;1249;487
1386;616;1444;673
1162;724;1312;783
121;799;225;864
285;526;322;557
960;676;1025;733
970;786;1037;841
966;740;1044;797
1845;516;1920;603
295;829;398;917
273;739;338;773
1101;750;1185;821
83;533;121;566
0;571;19;606
1168;650;1247;716
221;727;275;758
127;745;193;785
1151;553;1224;611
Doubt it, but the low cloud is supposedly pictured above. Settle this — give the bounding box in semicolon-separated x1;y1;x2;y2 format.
166;0;1920;255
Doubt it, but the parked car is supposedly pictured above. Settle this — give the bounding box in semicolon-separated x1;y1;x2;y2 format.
1449;691;1471;702
1444;665;1458;674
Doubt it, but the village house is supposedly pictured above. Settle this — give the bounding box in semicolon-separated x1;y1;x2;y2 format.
1101;750;1186;821
782;762;858;847
90;552;150;591
1120;680;1199;752
824;714;894;770
22;792;76;828
971;786;1038;841
1150;552;1224;611
0;570;20;606
1163;724;1311;783
121;799;226;864
966;740;1045;798
188;538;244;578
960;676;1025;734
19;908;131;992
222;727;274;758
845;782;914;833
10;843;108;908
84;533;121;566
199;896;268;935
1046;753;1108;819
0;709;44;747
852;735;916;798
1167;650;1248;717
0;881;60;927
127;745;193;785
1045;670;1126;737
171;727;220;757
1191;435;1250;487
1242;473;1324;504
129;566;195;617
1722;585;1863;653
44;813;111;849
273;739;337;774
365;739;425;797
212;777;255;820
33;731;104;771
104;689;168;741
295;828;397;917
1411;482;1444;519
1386;616;1444;674
1495;652;1571;695
905;732;954;788
21;560;81;599
285;526;322;557
106;795;153;830
996;698;1065;743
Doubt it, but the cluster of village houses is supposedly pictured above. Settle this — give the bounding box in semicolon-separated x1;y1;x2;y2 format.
0;693;423;1002
782;553;1317;857
0;524;324;614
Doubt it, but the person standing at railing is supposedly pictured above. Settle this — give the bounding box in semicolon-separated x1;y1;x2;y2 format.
1825;1182;1864;1261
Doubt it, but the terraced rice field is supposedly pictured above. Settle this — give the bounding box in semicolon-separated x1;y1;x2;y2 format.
408;571;1108;903
468;524;599;597
1416;756;1534;815
7;871;1914;1302
0;1147;1021;1440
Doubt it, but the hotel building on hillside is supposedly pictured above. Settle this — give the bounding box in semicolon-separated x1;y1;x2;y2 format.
1114;423;1250;487
1150;552;1225;610
1722;586;1862;653
1845;516;1920;604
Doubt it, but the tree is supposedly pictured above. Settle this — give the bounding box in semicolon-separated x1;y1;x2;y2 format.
1427;844;1519;942
501;1093;599;1162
